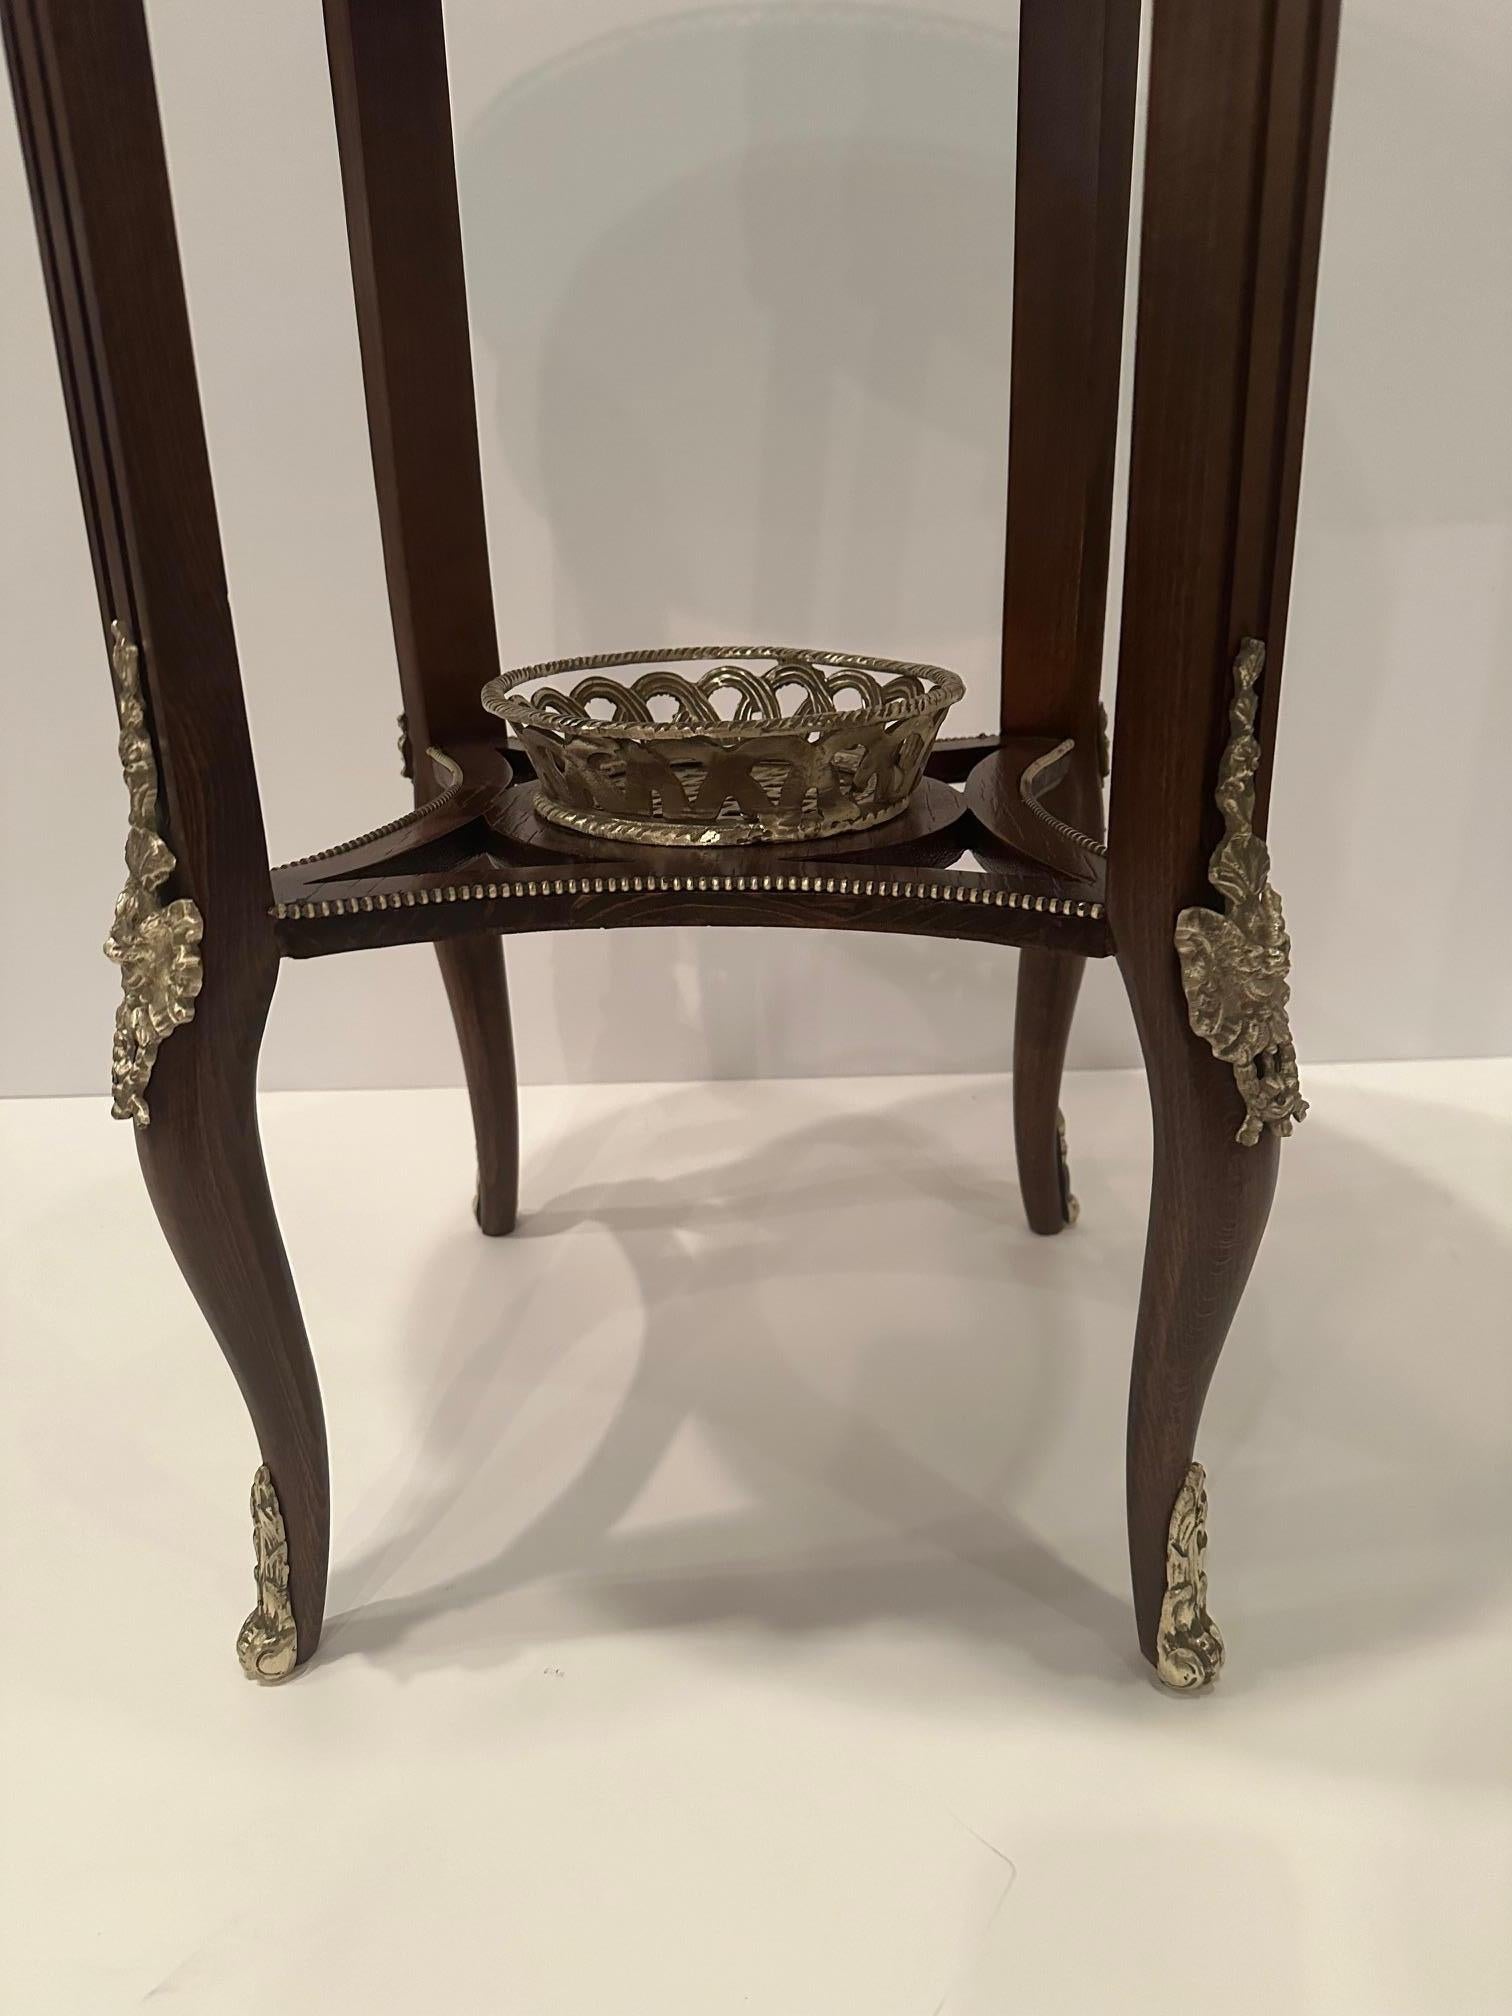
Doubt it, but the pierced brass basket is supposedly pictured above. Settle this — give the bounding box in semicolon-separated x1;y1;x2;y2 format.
481;646;964;848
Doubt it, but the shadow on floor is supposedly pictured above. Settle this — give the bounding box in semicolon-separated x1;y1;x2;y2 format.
317;1073;1512;1779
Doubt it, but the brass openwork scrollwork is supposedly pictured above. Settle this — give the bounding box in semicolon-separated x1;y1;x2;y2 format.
104;622;204;1127
1175;639;1308;1147
1156;1464;1225;1691
236;1465;298;1683
483;646;963;847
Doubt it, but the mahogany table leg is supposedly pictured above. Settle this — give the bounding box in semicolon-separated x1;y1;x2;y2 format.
134;972;330;1677
1013;949;1086;1234
1120;950;1280;1689
436;933;520;1237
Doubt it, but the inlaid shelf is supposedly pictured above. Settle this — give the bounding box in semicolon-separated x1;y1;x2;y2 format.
5;0;1339;1695
270;735;1111;961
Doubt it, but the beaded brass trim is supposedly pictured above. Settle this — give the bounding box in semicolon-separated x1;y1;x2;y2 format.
277;787;461;870
271;872;1104;923
236;1465;298;1684
104;622;204;1128
1156;1463;1225;1691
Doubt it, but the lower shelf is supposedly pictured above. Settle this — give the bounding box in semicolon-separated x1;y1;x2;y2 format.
269;741;1112;961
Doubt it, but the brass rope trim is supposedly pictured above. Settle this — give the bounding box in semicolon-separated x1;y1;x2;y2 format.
1019;739;1109;860
275;785;462;870
484;643;965;742
271;872;1104;923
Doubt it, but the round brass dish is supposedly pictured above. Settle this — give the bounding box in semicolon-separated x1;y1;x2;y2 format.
481;646;964;847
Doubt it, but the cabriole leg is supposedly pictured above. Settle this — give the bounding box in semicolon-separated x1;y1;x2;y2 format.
435;933;520;1236
1120;963;1281;1690
1123;639;1308;1687
132;976;330;1680
1013;948;1085;1234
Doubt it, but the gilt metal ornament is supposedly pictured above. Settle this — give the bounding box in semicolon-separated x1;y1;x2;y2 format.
482;646;963;848
1156;1463;1225;1691
1055;1108;1080;1225
104;622;204;1127
1175;639;1307;1146
236;1465;298;1683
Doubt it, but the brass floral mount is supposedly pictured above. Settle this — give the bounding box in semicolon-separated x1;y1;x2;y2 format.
1156;1463;1225;1690
236;1465;298;1683
1175;638;1308;1146
105;622;204;1127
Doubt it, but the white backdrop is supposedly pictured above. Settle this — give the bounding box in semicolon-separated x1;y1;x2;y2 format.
3;0;1508;1097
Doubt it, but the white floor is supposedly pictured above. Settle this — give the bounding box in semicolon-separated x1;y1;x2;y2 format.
2;1063;1509;2015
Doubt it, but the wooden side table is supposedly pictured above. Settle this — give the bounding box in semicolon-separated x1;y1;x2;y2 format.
3;0;1339;1689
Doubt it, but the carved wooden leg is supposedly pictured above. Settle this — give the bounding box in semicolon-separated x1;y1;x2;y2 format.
1121;957;1280;1689
1014;949;1084;1234
133;968;329;1678
436;932;519;1236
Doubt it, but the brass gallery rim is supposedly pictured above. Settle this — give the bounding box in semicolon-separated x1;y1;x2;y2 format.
481;645;965;848
482;645;966;741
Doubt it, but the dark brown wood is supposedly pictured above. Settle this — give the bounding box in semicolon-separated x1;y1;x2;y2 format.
5;0;272;941
487;778;976;875
1000;0;1137;1248
271;863;1113;964
437;935;519;1237
269;777;1112;956
322;0;521;1233
5;0;1341;1687
962;744;1107;890
1110;0;1341;1666
137;969;331;1662
1014;952;1086;1235
926;734;1006;784
1000;0;1141;748
1234;0;1343;833
4;0;329;1658
966;735;1105;1239
292;783;508;885
321;0;502;766
960;743;1107;1169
